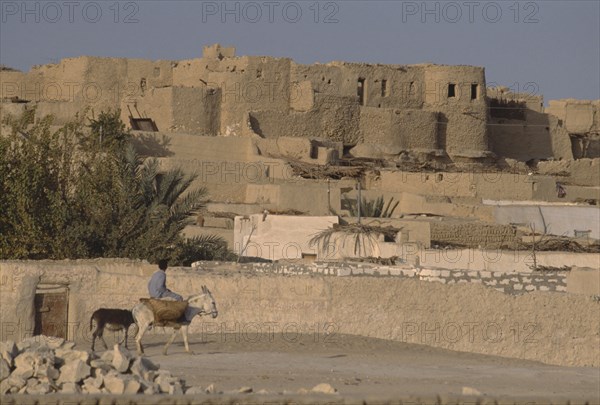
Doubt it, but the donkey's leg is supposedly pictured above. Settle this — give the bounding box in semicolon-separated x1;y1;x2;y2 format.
91;328;98;352
163;328;179;356
118;326;129;349
181;325;195;355
97;325;109;350
135;322;149;356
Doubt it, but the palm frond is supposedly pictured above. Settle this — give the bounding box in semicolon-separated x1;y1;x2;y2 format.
309;223;400;256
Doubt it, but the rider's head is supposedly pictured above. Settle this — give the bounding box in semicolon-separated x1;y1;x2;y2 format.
158;258;169;271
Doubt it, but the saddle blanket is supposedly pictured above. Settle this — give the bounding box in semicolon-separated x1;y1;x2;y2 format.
139;298;188;326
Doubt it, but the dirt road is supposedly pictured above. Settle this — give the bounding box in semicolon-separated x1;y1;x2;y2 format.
102;332;600;403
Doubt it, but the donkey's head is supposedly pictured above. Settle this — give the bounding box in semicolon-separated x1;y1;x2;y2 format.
188;285;218;319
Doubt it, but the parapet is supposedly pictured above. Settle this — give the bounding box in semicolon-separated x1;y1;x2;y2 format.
202;43;236;60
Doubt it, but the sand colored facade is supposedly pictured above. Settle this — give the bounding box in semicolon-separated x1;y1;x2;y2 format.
0;44;500;162
0;260;598;368
2;45;597;165
1;46;598;274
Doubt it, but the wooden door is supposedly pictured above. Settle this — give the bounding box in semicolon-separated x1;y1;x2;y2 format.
34;290;68;338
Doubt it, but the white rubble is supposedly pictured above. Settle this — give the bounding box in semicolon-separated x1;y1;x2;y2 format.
0;337;182;395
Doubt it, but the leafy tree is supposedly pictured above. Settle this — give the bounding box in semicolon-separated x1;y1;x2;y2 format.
0;109;86;258
0;108;235;263
87;109;130;151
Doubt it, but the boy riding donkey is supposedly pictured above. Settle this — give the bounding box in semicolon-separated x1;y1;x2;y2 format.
148;259;183;301
144;259;187;326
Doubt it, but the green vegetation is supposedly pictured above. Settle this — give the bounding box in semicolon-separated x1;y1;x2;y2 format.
309;223;400;256
344;195;399;218
0;108;234;265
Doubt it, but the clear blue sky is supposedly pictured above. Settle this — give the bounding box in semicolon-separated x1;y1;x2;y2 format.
1;0;599;102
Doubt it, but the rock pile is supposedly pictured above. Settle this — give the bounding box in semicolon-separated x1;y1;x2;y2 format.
0;336;183;394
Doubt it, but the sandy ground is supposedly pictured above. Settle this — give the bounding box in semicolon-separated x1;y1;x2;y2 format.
83;331;600;403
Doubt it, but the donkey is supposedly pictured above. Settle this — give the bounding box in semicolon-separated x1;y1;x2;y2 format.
132;285;218;356
89;308;136;351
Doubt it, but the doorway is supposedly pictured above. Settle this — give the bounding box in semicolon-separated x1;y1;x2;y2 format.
357;78;366;105
34;284;69;339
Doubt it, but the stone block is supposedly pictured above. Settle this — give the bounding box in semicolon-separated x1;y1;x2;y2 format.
100;350;114;362
5;375;26;392
124;378;141;394
419;269;432;277
336;268;351;277
55;348;90;366
103;372;126;394
0;341;18;366
311;383;337;394
25;381;51;394
389;268;402;276
155;371;174;393
14;351;37;372
129;356;159;378
402;269;417;277
186;385;205;394
82;382;102;394
35;363;59;381
112;344;132;373
168;381;183;395
83;374;103;389
90;359;112;372
60;382;81;394
0;358;10;382
11;366;33;380
57;359;90;384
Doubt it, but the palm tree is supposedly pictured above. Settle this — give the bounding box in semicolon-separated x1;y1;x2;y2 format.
309;223;400;258
344;195;399;218
111;145;209;262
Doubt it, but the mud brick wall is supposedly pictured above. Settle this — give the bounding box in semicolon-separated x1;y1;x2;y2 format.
0;260;596;367
430;222;518;248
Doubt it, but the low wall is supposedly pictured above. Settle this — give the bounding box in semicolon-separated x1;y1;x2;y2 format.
239;262;568;295
0;260;598;368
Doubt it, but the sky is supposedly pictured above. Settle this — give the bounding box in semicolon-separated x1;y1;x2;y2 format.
1;0;599;102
